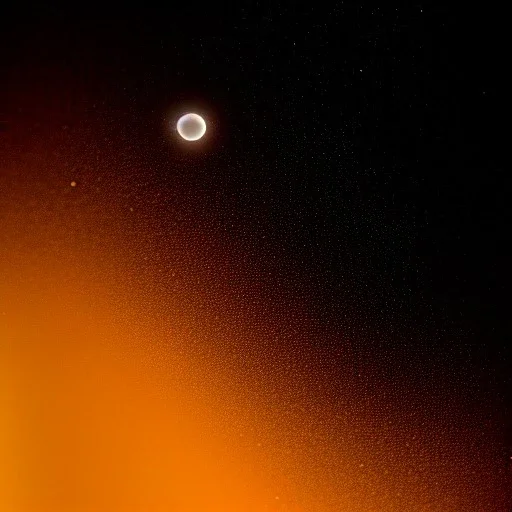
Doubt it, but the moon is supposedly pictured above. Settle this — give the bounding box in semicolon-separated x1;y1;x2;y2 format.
176;113;206;141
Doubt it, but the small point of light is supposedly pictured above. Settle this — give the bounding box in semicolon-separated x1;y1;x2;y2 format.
70;181;77;187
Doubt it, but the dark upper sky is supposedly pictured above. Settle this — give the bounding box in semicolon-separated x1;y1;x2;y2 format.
1;3;509;509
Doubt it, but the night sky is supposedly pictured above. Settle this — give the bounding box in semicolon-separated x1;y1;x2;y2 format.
1;4;509;511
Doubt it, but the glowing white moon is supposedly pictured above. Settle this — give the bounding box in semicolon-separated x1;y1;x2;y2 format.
176;113;206;141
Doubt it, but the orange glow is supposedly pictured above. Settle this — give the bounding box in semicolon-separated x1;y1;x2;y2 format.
0;216;266;511
1;85;510;511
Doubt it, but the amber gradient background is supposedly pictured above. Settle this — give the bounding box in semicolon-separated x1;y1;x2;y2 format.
1;12;511;512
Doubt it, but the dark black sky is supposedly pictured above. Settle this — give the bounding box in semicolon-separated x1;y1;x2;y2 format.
2;2;510;503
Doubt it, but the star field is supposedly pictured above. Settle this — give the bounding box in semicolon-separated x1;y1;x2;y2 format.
0;3;509;511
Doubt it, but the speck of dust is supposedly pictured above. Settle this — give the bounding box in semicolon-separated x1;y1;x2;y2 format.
70;181;77;187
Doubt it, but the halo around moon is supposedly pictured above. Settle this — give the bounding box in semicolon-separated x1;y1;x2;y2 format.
176;113;206;141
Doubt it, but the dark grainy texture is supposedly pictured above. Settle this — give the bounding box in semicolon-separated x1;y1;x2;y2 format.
0;3;509;511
